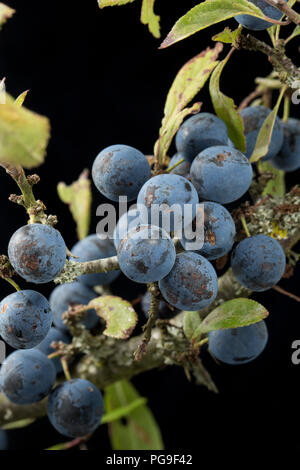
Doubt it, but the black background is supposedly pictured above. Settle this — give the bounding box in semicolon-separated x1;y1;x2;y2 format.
0;0;299;451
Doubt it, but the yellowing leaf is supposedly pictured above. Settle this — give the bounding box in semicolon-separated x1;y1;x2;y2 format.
250;87;286;163
2;418;36;430
212;26;242;44
154;43;223;165
0;93;50;169
0;3;14;29
15;90;29;107
160;0;273;48
209;49;246;152
141;0;160;38
57;170;92;240
88;295;138;339
105;380;164;450
98;0;136;7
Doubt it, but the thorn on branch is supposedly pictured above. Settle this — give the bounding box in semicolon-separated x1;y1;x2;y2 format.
134;283;161;361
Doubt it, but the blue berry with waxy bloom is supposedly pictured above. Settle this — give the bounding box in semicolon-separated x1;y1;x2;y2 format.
113;208;141;250
159;252;218;311
137;173;199;233
231;234;286;291
118;225;176;284
0;349;56;405
240;106;284;160
35;327;71;373
235;0;286;31
190;146;253;204
92;144;151;202
168;153;191;176
270;118;300;172
50;282;99;332
72;235;120;287
47;379;104;438
0;290;52;349
8;223;66;284
181;202;236;260
208;321;269;365
176;113;228;163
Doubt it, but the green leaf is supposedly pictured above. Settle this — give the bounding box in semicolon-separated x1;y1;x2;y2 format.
0;93;50;169
212;26;242;44
209;49;246;152
98;0;136;7
154;43;223;164
88;295;138;339
101;397;147;424
105;380;164;450
15;90;29;107
191;298;269;343
0;3;14;29
57;170;92;240
183;311;202;343
1;418;36;430
257;160;286;197
141;0;160;38
250;87;286;163
160;0;269;48
285;25;300;44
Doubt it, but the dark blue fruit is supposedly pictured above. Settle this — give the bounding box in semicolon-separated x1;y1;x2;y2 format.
0;349;56;405
168;153;191;176
235;0;286;31
176;113;228;163
118;225;176;284
36;327;71;373
0;290;52;349
270;118;300;172
8;223;66;284
0;431;7;450
137;174;199;233
208;320;268;365
231;234;286;291
190;146;253;204
159;252;218;311
92;144;151;202
47;379;104;438
113;208;141;250
49;282;99;332
72;235;120;287
240;106;284;160
141;291;178;319
181;202;236;260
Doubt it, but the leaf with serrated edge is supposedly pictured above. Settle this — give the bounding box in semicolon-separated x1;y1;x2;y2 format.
154;43;223;164
89;296;137;339
209;49;246;152
250;87;286;163
0;3;14;28
141;0;160;38
0;93;50;169
258;160;286;197
105;380;164;450
98;0;136;7
191;298;269;342
160;0;275;48
212;26;241;44
183;311;202;342
57;170;92;240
